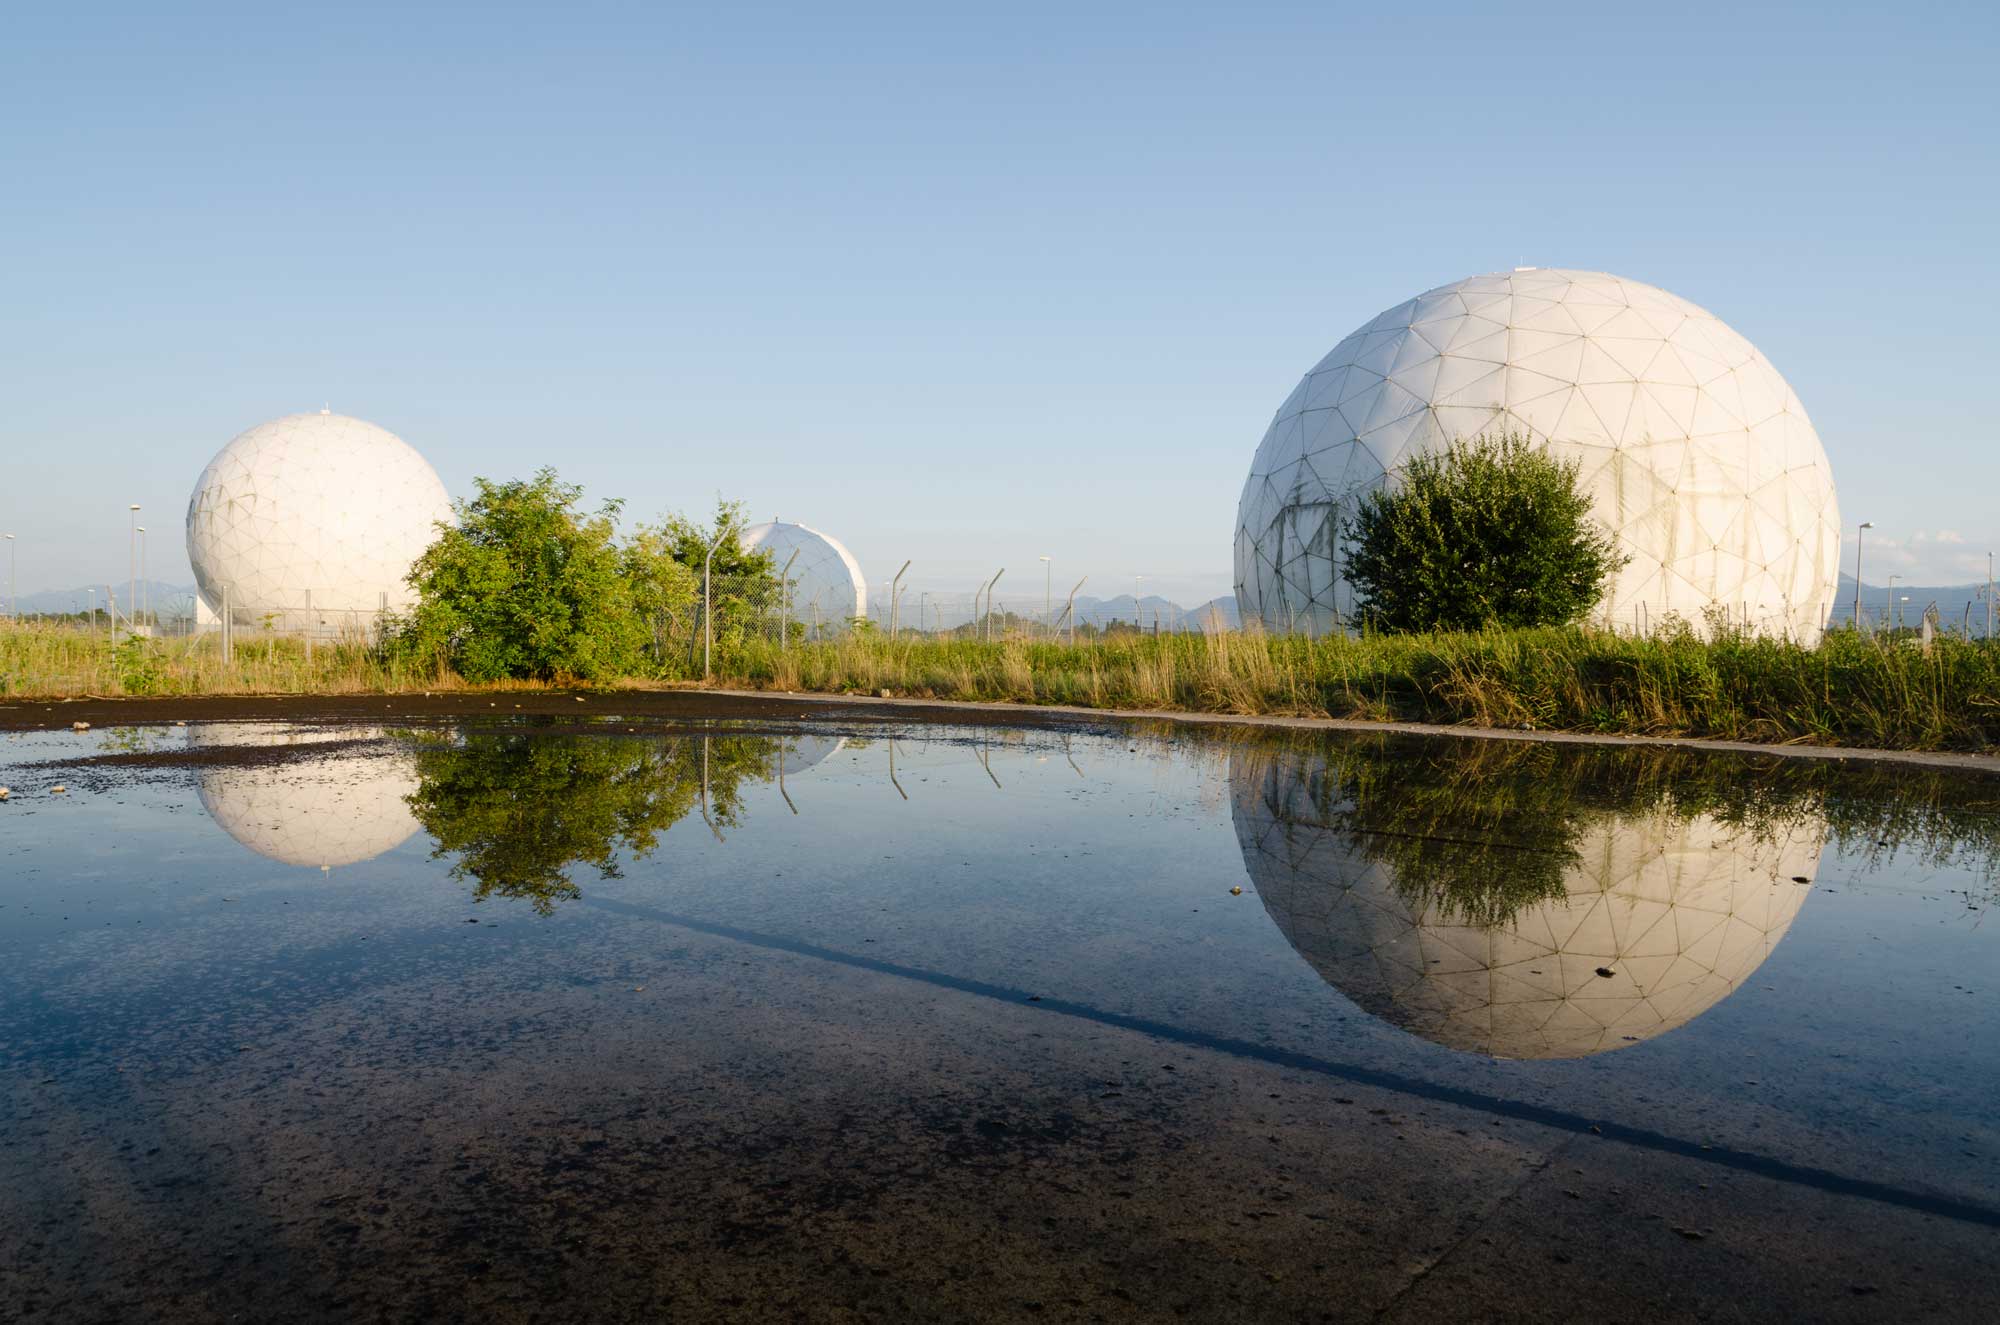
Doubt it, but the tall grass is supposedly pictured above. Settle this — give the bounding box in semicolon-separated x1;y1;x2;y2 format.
6;619;1996;753
0;623;457;698
724;626;2000;752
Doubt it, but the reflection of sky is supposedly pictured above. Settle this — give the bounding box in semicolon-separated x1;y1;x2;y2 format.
1;723;1996;1213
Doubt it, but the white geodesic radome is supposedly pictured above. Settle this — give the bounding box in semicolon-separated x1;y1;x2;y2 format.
740;520;866;635
1229;750;1822;1059
193;725;422;868
186;411;454;631
1234;270;1841;639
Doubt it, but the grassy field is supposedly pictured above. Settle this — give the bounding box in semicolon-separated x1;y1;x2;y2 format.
4;620;1997;752
729;627;2000;751
0;624;463;699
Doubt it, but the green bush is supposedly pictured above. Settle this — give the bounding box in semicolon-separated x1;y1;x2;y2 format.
1344;433;1626;632
113;634;164;695
395;470;651;682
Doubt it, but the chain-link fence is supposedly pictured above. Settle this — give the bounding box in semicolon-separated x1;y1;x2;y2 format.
13;571;1991;662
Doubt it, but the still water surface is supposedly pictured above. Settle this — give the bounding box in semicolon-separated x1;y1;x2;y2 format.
2;718;1997;1319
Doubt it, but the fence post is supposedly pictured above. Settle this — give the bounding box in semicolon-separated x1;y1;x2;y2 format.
305;589;313;665
984;569;1005;642
889;560;911;639
778;548;800;651
703;529;723;680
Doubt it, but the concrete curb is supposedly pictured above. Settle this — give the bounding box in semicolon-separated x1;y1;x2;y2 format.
687;686;2000;776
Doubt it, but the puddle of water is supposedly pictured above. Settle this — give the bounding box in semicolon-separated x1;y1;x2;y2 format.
2;719;1996;1316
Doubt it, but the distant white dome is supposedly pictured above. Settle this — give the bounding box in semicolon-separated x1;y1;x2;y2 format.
740;520;866;634
1230;748;1822;1059
186;412;454;629
194;724;421;868
1235;270;1841;639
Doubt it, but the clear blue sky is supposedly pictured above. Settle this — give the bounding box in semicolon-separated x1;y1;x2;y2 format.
5;1;1995;603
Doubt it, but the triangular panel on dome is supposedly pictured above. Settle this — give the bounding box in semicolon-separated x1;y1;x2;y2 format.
1431;356;1506;407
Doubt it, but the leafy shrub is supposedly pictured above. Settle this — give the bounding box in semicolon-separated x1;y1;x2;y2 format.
1344;433;1626;632
394;470;649;682
114;635;164;694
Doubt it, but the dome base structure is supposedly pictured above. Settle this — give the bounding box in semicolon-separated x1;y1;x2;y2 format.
1234;270;1840;641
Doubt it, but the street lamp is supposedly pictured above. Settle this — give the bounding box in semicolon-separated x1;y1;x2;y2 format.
1039;555;1051;638
3;533;14;622
1133;574;1143;634
1898;594;1910;633
1886;574;1899;632
136;526;147;630
1852;522;1872;630
127;504;141;638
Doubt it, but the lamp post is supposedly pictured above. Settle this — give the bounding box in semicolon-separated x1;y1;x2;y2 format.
127;504;140;637
1886;574;1899;634
136;526;147;631
1852;521;1872;631
1898;595;1910;633
4;533;13;622
1133;574;1143;634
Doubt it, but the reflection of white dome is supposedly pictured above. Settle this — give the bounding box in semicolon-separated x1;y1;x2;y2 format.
774;734;846;774
186;412;454;629
194;725;421;868
740;520;866;634
1234;270;1840;640
1230;750;1822;1059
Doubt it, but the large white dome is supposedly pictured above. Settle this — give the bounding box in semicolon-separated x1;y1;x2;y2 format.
740;520;866;636
1235;270;1841;639
1230;748;1822;1059
186;412;454;629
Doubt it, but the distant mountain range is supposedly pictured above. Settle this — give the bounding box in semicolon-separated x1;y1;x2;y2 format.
1069;594;1238;630
7;581;199;617
1832;572;1991;625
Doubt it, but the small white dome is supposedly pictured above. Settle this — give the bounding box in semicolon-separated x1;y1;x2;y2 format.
740;520;867;634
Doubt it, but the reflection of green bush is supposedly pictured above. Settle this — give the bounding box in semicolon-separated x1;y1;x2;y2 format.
402;732;781;913
1242;732;2000;926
